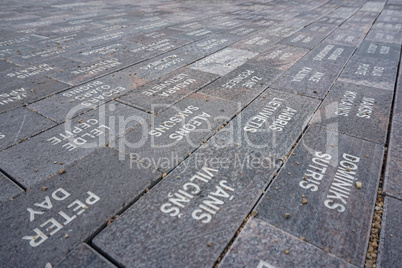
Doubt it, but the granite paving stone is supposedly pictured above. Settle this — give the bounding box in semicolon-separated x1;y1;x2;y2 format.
383;78;402;200
309;81;394;145
323;29;366;47
354;40;401;62
302;42;356;68
376;197;402;268
189;47;257;76
365;29;402;45
0;106;56;151
117;67;219;114
270;60;341;99
0;171;23;203
253;126;384;267
0;147;162;267
0;101;150;187
199;64;282;105
219;218;357;268
208;89;320;161
93;138;277;267
338;55;399;91
56;243;116;268
113;92;240;172
231;32;283;53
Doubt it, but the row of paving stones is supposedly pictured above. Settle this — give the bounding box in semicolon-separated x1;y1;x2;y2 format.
0;0;401;267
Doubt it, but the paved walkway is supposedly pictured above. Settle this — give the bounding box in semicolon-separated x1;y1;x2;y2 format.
0;0;401;267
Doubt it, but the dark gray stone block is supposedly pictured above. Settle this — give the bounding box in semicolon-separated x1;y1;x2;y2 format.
377;197;402;268
93;139;276;267
0;76;69;114
270;61;340;99
365;30;402;45
338;56;398;91
117;67;218;114
0;34;49;48
178;36;233;58
280;32;327;50
323;30;365;47
254;126;384;266
113;92;240;172
189;47;257;76
27;78;143;123
303;42;356;67
56;243;116;268
0;147;161;267
0;107;56;150
209;89;320;161
249;44;309;71
174;27;223;41
310;81;393;145
220;218;357;268
383;79;402;200
231;32;283;53
47;57;125;86
371;22;402;33
199;64;282;105
354;40;401;62
0;171;23;203
0;101;149;187
124;47;202;81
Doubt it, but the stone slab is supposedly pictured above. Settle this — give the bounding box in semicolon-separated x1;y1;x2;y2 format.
93;138;277;267
365;30;402;45
117;67;219;114
178;36;233;58
254;126;384;266
248;44;309;71
231;32;283;53
338;56;398;91
209;89;320;161
303;42;356;68
0;107;56;151
0;147;161;267
199;64;282;105
0;34;49;48
383;78;402;200
0;101;149;187
354;40;401;62
113;92;240;172
371;22;402;33
0;171;23;203
270;61;341;100
47;57;125;86
0;59;17;72
309;81;393;145
323;30;365;47
279;32;327;50
189;47;257;76
56;243;116;268
27;78;143;123
377;197;402;268
173;27;223;41
219;218;357;268
123;47;202;81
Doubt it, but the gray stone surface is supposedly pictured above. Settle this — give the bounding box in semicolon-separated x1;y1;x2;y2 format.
117;67;219;114
231;32;283;53
220;218;357;268
199;64;282;105
207;89;320;162
383;78;402;200
27;78;139;123
56;243;116;268
365;30;402;45
354;40;401;62
0;147;161;267
0;107;56;151
249;44;309;71
0;101;149;187
309;81;394;145
0;171;23;203
270;61;340;99
323;29;365;47
93;139;277;267
254;126;384;266
338;56;398;91
189;47;257;76
113;92;240;172
377;197;402;268
303;42;356;67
